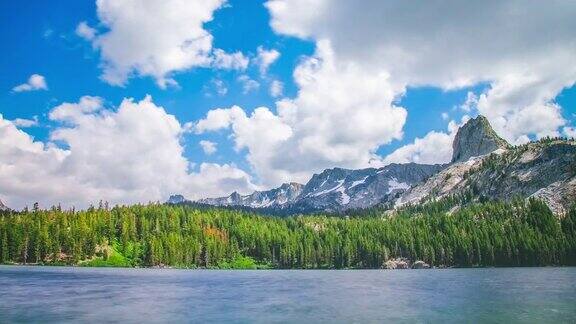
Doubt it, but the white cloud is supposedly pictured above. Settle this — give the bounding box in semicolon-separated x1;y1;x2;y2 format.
459;92;478;112
212;49;249;71
270;80;283;97
204;79;228;97
237;75;260;94
255;47;280;75
384;116;470;165
199;140;217;155
441;112;449;121
564;126;576;139
476;74;567;143
75;21;97;41
12;116;39;128
0;96;256;209
265;0;576;144
82;0;225;88
12;74;48;92
194;106;241;133
384;131;453;165
197;42;407;186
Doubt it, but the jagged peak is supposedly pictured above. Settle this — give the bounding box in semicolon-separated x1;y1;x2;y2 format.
167;194;186;204
451;115;510;163
279;182;304;189
0;199;9;211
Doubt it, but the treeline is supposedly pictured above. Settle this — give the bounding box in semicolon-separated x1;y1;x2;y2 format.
0;198;575;268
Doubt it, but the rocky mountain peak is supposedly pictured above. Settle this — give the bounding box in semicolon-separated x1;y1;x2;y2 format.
451;115;509;163
279;182;304;191
0;199;9;211
167;194;186;204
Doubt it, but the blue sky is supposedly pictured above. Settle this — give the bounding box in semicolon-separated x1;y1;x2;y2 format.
1;0;575;208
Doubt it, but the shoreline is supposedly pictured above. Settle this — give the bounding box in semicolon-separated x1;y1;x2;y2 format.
2;263;573;270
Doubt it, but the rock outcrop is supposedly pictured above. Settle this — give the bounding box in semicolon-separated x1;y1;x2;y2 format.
451;115;509;163
383;258;411;269
167;194;186;204
412;260;431;269
0;200;8;211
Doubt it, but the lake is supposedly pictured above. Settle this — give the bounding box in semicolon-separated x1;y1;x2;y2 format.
1;266;575;323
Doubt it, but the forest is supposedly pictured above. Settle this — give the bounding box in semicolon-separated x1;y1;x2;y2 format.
1;198;575;269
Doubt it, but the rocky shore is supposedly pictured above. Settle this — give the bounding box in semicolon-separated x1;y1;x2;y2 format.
383;258;432;269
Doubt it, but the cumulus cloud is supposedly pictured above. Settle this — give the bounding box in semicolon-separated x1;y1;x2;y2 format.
384;131;453;165
80;0;225;88
564;127;576;139
265;0;576;144
204;79;228;97
458;92;478;112
196;42;407;185
12;116;39;128
255;47;280;75
12;74;48;92
237;75;260;94
270;80;283;97
75;21;97;41
212;49;249;71
384;116;470;165
476;74;567;143
0;96;256;209
199;140;217;155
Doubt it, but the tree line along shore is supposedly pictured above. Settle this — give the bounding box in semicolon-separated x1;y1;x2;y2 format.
0;198;575;269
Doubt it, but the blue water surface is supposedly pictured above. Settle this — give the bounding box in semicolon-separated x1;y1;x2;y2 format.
1;266;575;323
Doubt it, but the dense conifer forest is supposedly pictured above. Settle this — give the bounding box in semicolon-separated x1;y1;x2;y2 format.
1;198;575;269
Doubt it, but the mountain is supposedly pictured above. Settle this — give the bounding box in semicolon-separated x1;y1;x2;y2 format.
182;163;442;213
0;200;9;212
451;115;509;163
171;115;575;215
167;194;186;204
395;138;576;214
289;163;443;212
198;182;305;209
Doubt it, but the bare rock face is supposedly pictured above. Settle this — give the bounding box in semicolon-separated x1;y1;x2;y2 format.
167;195;186;204
0;200;9;212
383;258;411;269
451;115;509;163
412;260;431;269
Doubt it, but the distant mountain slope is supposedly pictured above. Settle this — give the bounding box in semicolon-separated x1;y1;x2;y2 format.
290;163;443;212
171;115;576;215
197;182;304;209
177;163;442;213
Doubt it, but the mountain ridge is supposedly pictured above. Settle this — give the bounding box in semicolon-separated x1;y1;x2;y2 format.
170;115;575;215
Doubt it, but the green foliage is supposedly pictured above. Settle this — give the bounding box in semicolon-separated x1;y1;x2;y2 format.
79;244;131;267
0;200;575;268
218;256;269;269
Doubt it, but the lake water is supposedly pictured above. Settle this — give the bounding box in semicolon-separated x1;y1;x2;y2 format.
1;266;575;323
